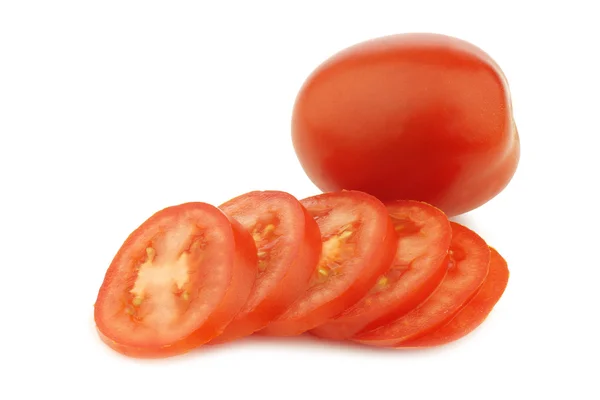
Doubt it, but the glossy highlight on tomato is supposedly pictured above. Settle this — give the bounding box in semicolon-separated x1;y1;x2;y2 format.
291;33;520;216
94;202;258;358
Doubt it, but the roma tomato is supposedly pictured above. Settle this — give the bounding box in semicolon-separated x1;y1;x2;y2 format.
94;202;257;358
211;191;322;343
261;191;397;336
291;33;520;216
310;200;452;340
399;247;509;348
354;222;490;347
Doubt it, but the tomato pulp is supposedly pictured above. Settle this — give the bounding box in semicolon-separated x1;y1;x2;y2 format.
261;191;397;336
354;222;490;347
94;202;258;357
211;191;322;343
311;200;451;340
292;33;520;216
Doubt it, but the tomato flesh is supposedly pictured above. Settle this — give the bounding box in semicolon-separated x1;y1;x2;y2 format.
94;202;257;357
260;191;397;336
354;221;489;347
399;247;509;347
211;191;322;343
291;33;520;216
311;200;451;340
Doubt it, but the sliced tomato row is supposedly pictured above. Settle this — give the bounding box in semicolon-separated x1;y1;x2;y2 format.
94;190;509;358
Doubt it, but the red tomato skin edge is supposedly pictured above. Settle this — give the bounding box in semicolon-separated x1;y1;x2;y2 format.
94;203;258;358
353;222;490;347
211;194;322;344
261;191;399;336
311;256;449;341
398;247;509;348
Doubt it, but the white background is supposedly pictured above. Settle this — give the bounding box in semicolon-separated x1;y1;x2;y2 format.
1;1;598;399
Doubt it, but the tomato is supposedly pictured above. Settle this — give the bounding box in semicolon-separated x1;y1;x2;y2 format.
94;202;258;358
210;191;322;343
399;247;509;347
353;221;490;347
260;191;397;336
310;200;451;340
291;33;520;216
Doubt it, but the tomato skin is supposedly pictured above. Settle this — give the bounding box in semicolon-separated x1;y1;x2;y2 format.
260;191;398;336
398;247;509;348
211;191;322;343
353;221;490;347
94;202;257;358
291;33;520;216
310;200;452;340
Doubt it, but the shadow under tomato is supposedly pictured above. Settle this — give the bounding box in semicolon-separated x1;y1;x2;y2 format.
98;329;479;363
203;332;466;358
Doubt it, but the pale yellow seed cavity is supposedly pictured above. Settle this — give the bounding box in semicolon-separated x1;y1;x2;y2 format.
257;251;267;258
253;224;276;242
132;297;143;306
322;236;341;258
339;230;353;240
378;276;389;286
318;267;329;277
129;246;191;328
189;239;202;251
146;247;156;261
182;291;189;301
338;224;352;233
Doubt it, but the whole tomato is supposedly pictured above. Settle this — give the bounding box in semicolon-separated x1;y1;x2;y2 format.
291;33;520;216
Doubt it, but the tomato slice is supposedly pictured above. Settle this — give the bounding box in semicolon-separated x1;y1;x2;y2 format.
399;247;509;347
94;202;258;358
311;200;451;340
260;190;398;336
210;191;322;343
353;221;490;347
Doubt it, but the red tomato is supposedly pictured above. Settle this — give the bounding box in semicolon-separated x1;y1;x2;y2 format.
210;191;322;343
291;33;520;216
399;247;509;347
354;221;490;347
260;191;397;336
310;200;451;340
94;202;258;358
